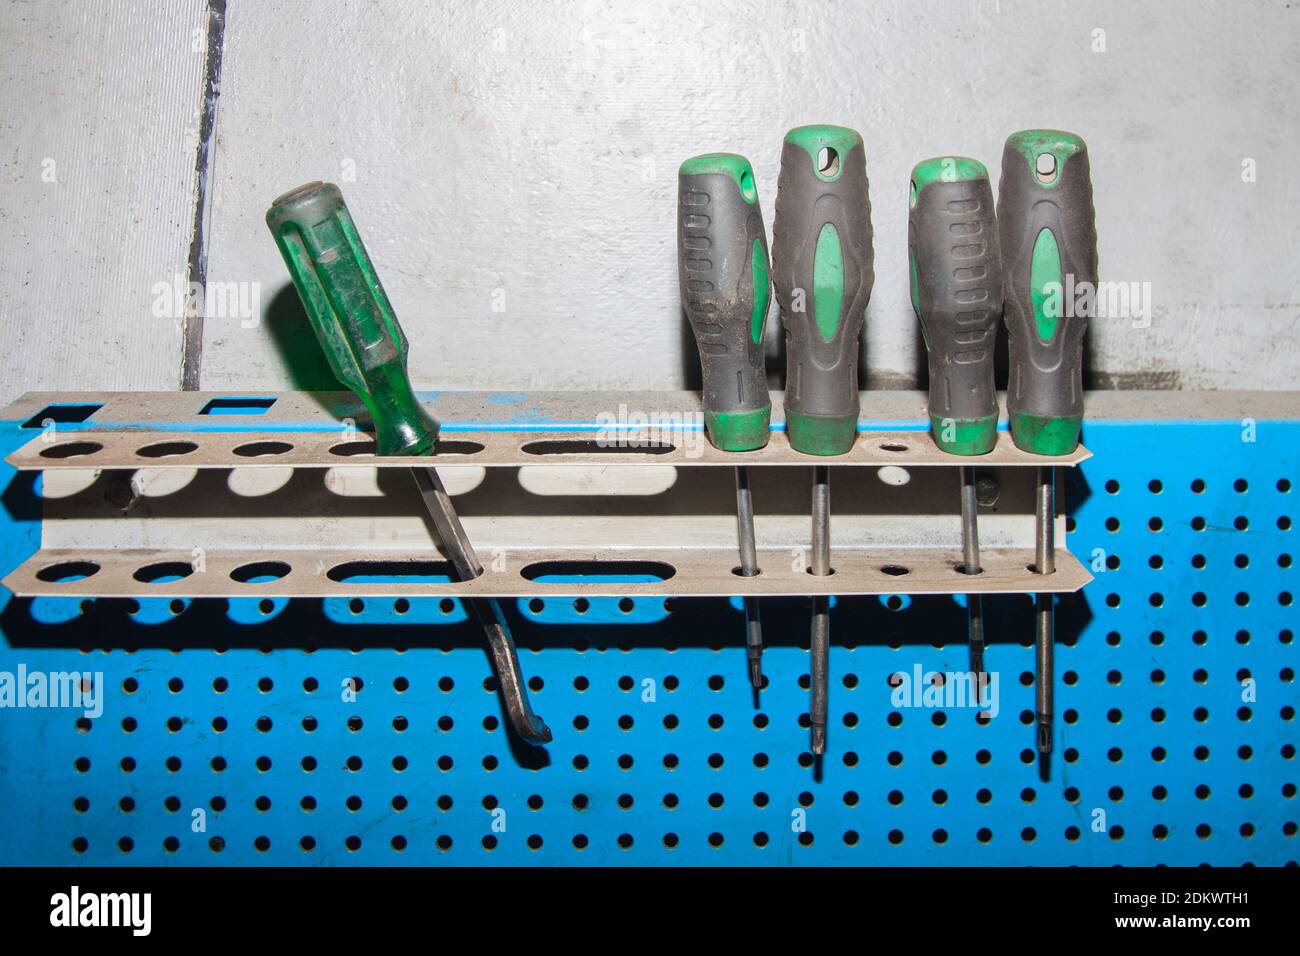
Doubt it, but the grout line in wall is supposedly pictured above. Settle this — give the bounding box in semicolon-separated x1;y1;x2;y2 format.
179;0;228;391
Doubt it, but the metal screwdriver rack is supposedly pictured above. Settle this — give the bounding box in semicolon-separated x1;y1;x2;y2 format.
1;388;1295;867
1;390;1088;603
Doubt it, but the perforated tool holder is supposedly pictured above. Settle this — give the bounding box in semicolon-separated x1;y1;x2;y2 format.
0;390;1293;865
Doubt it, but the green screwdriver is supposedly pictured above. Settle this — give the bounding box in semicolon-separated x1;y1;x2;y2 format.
908;155;1003;679
772;125;875;754
677;153;772;690
997;130;1097;755
266;181;552;745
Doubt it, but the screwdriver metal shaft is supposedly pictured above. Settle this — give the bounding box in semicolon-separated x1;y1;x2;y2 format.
960;466;986;678
1034;466;1055;753
809;465;831;754
411;467;550;741
734;467;764;687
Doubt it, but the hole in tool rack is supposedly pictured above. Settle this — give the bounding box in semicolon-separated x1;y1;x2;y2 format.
880;565;911;577
231;561;292;584
134;562;195;584
36;560;100;583
520;440;675;456
434;441;486;456
39;441;102;459
329;441;378;457
199;396;276;415
520;560;676;582
234;441;293;457
327;560;456;583
22;403;103;429
136;441;199;458
879;442;910;453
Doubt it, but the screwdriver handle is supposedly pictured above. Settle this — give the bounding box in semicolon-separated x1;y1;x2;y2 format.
677;154;772;451
265;181;439;457
997;130;1097;455
908;157;1003;455
772;125;874;456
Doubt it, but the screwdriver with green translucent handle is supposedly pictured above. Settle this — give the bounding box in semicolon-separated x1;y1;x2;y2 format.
677;152;771;690
908;155;1003;680
998;129;1098;755
265;181;552;746
772;124;875;754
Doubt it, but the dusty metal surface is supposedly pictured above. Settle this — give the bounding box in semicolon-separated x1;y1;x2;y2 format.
3;545;1090;600
7;426;1091;470
2;389;1098;469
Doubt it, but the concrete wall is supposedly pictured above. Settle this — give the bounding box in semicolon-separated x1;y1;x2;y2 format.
2;0;1298;401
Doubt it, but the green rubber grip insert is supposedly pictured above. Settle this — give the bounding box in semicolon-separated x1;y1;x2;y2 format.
908;156;1002;456
265;182;439;457
772;125;874;456
998;130;1097;456
678;154;772;452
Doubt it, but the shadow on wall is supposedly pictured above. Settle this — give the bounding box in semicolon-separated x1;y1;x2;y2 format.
264;282;343;398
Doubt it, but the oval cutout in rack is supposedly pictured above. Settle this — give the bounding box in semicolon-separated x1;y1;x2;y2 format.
329;441;377;457
326;560;457;584
136;441;199;458
36;560;100;583
520;560;676;583
234;441;294;457
230;561;292;584
39;441;102;460
133;561;195;584
520;440;675;457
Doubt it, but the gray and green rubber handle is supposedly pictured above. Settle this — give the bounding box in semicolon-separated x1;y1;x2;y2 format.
771;125;874;456
265;181;440;456
908;156;1004;456
677;154;772;451
997;130;1098;455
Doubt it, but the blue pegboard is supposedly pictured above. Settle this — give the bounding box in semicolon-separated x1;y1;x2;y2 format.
0;409;1294;865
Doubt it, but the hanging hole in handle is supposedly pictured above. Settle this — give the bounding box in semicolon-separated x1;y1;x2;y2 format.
817;146;840;178
1035;152;1058;184
739;168;757;204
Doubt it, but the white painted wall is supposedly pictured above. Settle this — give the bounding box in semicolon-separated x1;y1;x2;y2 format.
0;0;205;399
2;0;1298;402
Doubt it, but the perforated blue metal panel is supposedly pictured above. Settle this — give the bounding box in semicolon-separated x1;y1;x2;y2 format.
0;412;1294;865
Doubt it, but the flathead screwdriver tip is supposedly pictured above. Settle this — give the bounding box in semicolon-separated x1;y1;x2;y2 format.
748;657;763;690
1037;719;1052;755
811;724;826;756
